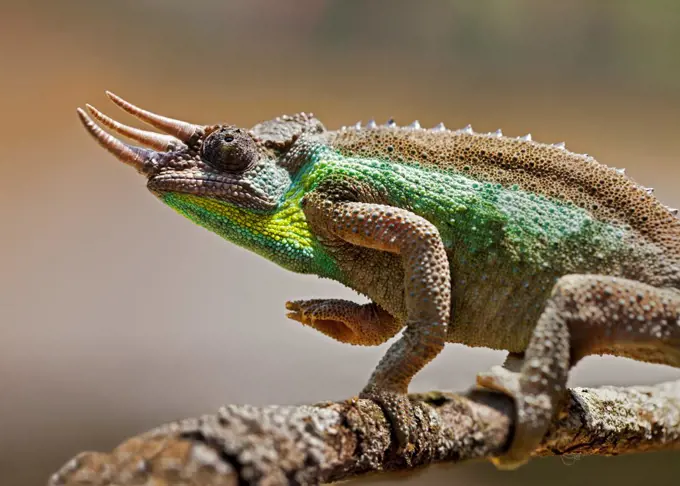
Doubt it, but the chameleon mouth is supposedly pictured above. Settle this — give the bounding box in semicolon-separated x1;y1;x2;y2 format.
76;91;204;175
148;174;277;210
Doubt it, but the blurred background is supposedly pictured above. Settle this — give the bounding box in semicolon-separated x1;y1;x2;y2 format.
2;1;680;485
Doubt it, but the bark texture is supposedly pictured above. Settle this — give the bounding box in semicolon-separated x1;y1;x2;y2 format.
49;380;680;486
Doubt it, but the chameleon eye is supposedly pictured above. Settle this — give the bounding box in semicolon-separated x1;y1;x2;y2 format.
201;128;256;172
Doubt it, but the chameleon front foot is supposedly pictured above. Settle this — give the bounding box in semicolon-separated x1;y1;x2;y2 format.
286;299;357;344
359;388;419;454
285;299;401;346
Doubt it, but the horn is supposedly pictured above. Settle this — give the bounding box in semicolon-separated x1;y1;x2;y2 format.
106;91;199;142
77;108;151;171
86;104;182;152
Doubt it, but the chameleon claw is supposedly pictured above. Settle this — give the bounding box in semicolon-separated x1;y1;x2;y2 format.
284;300;304;322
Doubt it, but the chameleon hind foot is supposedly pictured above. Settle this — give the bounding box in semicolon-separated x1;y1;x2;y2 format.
475;351;548;469
285;299;402;346
477;274;680;469
476;365;555;469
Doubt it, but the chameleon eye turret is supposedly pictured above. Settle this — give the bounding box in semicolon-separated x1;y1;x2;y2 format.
201;127;258;172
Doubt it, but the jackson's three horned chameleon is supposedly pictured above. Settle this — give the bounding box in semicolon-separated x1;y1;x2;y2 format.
76;93;680;468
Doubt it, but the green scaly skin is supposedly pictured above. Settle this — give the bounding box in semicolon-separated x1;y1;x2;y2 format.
77;96;680;469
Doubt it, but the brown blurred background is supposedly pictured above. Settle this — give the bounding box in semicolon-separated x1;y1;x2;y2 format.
2;1;680;485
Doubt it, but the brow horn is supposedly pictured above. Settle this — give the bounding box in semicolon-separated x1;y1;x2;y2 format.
77;108;152;171
106;91;200;142
86;104;182;151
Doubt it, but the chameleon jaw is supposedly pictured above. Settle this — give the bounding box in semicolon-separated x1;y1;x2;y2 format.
147;173;278;211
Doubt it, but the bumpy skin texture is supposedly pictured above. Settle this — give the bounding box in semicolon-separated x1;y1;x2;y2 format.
78;96;680;469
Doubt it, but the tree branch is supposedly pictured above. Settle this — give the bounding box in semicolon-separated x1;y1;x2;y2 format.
49;380;680;486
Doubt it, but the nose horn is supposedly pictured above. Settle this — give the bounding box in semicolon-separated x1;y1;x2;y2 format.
106;91;200;143
77;108;152;172
85;104;182;152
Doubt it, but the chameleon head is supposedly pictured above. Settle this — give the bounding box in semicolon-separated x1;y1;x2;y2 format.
77;92;325;210
77;93;332;273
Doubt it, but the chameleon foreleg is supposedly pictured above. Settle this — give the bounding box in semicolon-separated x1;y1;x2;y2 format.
478;274;680;469
302;198;452;447
305;201;451;393
285;299;402;346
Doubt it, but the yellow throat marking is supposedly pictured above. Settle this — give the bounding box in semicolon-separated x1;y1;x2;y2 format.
177;193;314;250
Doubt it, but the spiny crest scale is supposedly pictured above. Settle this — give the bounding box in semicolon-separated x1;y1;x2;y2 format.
326;119;680;247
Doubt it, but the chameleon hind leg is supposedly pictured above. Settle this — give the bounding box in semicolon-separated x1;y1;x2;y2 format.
285;299;402;346
477;274;680;469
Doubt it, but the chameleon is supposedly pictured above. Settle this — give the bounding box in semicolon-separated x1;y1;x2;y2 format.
76;92;680;469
